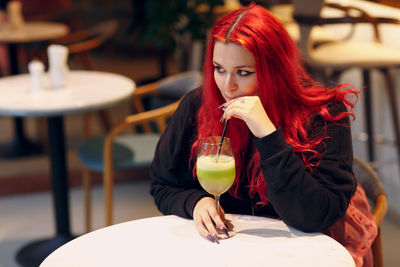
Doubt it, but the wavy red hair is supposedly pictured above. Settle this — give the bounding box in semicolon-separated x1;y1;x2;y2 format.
191;4;358;204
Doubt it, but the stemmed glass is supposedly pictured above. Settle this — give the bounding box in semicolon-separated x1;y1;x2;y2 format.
197;136;236;239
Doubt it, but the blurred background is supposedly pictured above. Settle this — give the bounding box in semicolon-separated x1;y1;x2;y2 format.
1;0;400;266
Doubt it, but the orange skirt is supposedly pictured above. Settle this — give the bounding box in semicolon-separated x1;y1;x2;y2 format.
322;183;378;267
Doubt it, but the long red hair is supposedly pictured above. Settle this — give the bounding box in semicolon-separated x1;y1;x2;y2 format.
191;4;358;204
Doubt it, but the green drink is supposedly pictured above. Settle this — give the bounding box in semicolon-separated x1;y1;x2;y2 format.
197;136;236;239
197;155;236;196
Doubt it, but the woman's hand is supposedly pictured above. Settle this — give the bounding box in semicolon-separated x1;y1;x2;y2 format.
193;197;227;243
222;96;276;138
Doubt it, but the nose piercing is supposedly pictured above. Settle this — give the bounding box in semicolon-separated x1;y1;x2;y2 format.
240;98;245;103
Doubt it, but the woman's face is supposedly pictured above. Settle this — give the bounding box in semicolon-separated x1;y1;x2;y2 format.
213;41;259;102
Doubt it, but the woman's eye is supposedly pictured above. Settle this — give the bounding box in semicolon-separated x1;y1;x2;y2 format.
238;70;254;76
214;66;225;73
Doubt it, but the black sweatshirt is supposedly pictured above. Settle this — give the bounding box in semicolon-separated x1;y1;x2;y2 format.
150;88;356;233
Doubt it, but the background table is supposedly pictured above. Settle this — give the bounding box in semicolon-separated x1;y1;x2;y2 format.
41;214;355;267
0;70;135;266
0;21;69;158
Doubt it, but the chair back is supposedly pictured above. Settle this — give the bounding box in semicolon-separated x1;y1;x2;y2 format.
103;100;181;226
353;157;386;204
134;71;203;132
158;70;203;98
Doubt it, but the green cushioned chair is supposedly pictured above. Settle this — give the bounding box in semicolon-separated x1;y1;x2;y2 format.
77;71;203;232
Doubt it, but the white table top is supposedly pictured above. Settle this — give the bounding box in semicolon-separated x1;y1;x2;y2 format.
0;21;69;43
41;214;355;267
0;70;135;117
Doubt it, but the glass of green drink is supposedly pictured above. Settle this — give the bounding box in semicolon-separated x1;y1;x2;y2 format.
197;136;236;239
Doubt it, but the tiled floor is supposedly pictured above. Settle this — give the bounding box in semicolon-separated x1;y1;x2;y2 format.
0;180;162;267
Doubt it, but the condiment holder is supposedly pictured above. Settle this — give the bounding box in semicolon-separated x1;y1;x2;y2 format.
28;59;45;92
47;44;69;89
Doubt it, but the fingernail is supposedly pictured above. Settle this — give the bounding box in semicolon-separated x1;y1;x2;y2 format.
212;234;219;244
222;227;229;238
206;234;214;243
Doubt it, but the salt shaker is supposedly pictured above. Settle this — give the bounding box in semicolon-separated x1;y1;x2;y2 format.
47;44;69;89
28;60;45;92
7;0;24;31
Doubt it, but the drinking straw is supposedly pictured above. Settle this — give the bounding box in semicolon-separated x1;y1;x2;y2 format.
216;120;229;162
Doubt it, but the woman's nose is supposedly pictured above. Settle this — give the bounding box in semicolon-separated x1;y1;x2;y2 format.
225;74;238;93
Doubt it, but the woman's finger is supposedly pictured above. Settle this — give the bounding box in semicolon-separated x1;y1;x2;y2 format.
201;212;220;243
222;96;275;137
224;106;246;121
193;197;222;243
193;214;215;243
208;204;227;233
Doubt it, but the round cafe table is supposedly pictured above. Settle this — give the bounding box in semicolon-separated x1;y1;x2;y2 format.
0;70;135;267
0;21;69;158
0;21;69;44
41;214;355;267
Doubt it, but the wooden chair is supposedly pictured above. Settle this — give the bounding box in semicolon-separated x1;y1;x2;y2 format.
353;157;388;267
292;0;400;169
77;71;203;231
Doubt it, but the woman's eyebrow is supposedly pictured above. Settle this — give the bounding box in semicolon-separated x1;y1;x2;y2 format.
234;64;255;69
212;61;254;69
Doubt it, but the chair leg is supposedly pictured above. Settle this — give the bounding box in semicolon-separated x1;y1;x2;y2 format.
372;228;384;267
362;69;375;163
104;168;114;226
82;167;92;232
97;110;112;133
380;68;400;174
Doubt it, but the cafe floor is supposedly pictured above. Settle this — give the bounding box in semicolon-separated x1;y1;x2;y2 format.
0;51;400;266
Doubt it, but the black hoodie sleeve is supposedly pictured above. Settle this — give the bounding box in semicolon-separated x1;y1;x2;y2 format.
254;103;356;232
150;89;211;218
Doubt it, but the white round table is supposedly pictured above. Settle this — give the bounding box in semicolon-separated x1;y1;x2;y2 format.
0;21;69;158
0;70;134;116
41;214;355;267
0;21;69;43
0;70;135;266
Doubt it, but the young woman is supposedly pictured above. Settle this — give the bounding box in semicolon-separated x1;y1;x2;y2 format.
150;4;377;266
